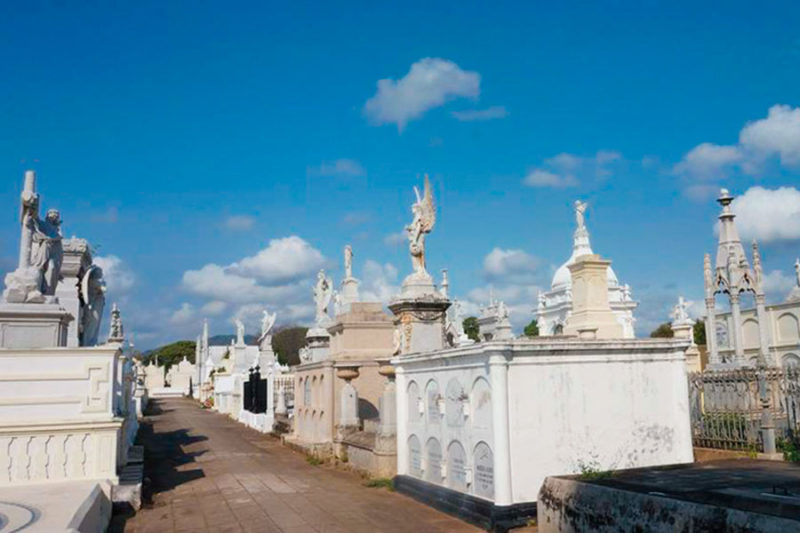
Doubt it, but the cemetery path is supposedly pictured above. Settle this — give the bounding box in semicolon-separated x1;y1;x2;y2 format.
111;397;480;533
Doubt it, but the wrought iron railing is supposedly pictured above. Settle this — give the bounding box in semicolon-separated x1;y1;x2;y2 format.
689;367;800;452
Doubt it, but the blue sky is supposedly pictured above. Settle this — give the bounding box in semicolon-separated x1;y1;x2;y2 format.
2;2;800;348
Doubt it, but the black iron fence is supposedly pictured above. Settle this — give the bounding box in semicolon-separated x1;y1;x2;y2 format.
689;367;800;452
243;366;268;414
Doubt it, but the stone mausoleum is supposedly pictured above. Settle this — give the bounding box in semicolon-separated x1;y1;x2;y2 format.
0;171;140;531
389;180;693;531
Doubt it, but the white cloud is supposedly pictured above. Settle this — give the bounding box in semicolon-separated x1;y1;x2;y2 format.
451;106;508;122
170;303;196;325
201;300;227;316
762;269;796;298
364;58;480;131
224;215;256;231
94;255;135;294
739;104;800;167
483;248;542;284
673;143;742;180
675;105;800;183
383;232;407;246
522;151;622;188
182;264;276;304
360;260;400;304
729;186;800;242
229;236;327;285
308;159;365;177
523;169;577;188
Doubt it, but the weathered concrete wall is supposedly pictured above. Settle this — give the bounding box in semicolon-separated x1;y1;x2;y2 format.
538;476;797;533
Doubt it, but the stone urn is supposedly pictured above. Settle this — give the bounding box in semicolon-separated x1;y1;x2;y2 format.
336;366;360;381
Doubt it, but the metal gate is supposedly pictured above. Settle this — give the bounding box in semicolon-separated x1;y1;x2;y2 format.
243;366;268;414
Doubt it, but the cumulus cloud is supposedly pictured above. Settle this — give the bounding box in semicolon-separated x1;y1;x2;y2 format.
228;236;327;285
224;215;256;231
451;106;508;122
729;186;800;242
201;300;227;316
364;58;480;131
675;105;800;183
170;303;196;325
483;248;542;284
360;260;400;304
522;151;622;188
762;269;797;298
94;255;135;294
307;159;365;177
673;143;742;180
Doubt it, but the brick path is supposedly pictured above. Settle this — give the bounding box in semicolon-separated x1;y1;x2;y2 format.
112;398;480;533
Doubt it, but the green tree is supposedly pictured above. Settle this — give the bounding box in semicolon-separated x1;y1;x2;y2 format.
650;322;674;338
463;316;480;342
272;326;309;366
146;340;196;371
693;319;706;345
524;319;539;337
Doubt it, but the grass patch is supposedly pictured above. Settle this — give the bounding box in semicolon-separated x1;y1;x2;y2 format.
306;455;324;466
364;477;394;491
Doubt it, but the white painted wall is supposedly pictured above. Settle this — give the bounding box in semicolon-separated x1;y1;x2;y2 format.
394;338;693;505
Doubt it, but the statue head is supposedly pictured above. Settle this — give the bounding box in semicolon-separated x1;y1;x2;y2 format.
46;208;61;226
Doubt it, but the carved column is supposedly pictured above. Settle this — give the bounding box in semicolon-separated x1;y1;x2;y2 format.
705;297;719;366
730;293;746;366
754;293;773;367
489;351;512;506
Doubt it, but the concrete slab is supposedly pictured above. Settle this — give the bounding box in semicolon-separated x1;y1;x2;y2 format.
538;459;800;532
0;480;111;532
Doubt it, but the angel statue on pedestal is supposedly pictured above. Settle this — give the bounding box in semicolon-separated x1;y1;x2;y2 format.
258;310;277;352
406;175;436;278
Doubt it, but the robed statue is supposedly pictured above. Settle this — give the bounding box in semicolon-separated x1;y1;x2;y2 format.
313;270;333;325
258;310;277;351
406;175;436;277
574;200;588;231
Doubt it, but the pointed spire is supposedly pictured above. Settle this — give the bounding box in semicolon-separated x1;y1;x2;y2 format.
440;268;449;298
752;240;764;291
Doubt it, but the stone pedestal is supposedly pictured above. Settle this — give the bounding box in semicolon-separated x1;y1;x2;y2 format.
340;277;360;311
56;239;93;347
563;254;624;340
377;361;396;438
275;383;288;415
389;274;450;355
305;327;331;362
337;367;360;428
0;303;73;348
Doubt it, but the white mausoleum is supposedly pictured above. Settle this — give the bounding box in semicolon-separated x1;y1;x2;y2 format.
537;201;637;338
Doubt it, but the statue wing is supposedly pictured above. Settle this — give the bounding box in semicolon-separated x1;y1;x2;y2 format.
80;265;103;304
420;175;436;231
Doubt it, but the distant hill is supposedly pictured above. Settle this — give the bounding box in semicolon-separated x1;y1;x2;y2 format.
208;334;259;346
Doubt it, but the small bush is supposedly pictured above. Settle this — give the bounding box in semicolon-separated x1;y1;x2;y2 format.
306;455;323;466
364;478;394;491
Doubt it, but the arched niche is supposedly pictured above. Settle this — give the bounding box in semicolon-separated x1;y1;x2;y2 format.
407;380;421;422
425;380;440;424
473;441;494;499
445;378;466;428
471;377;492;430
408;435;422;478
446;440;468;492
778;313;800;342
742;319;760;349
425;437;442;484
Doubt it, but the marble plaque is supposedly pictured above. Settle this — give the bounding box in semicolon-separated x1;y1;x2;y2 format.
447;441;468;492
471;377;492;430
408;435;422;478
445;378;465;427
473;442;494;499
426;380;440;424
425;438;442;483
407;381;421;421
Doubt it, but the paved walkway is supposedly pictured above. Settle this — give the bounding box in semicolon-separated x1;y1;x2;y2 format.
112;398;480;533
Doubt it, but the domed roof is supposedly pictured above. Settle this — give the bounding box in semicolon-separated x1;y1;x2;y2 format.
551;253;619;290
550;226;618;290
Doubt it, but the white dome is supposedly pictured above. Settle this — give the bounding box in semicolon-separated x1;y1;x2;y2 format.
551;250;619;289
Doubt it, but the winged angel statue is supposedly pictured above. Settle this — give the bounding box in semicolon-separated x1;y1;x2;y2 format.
406;175;436;277
313;270;334;325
